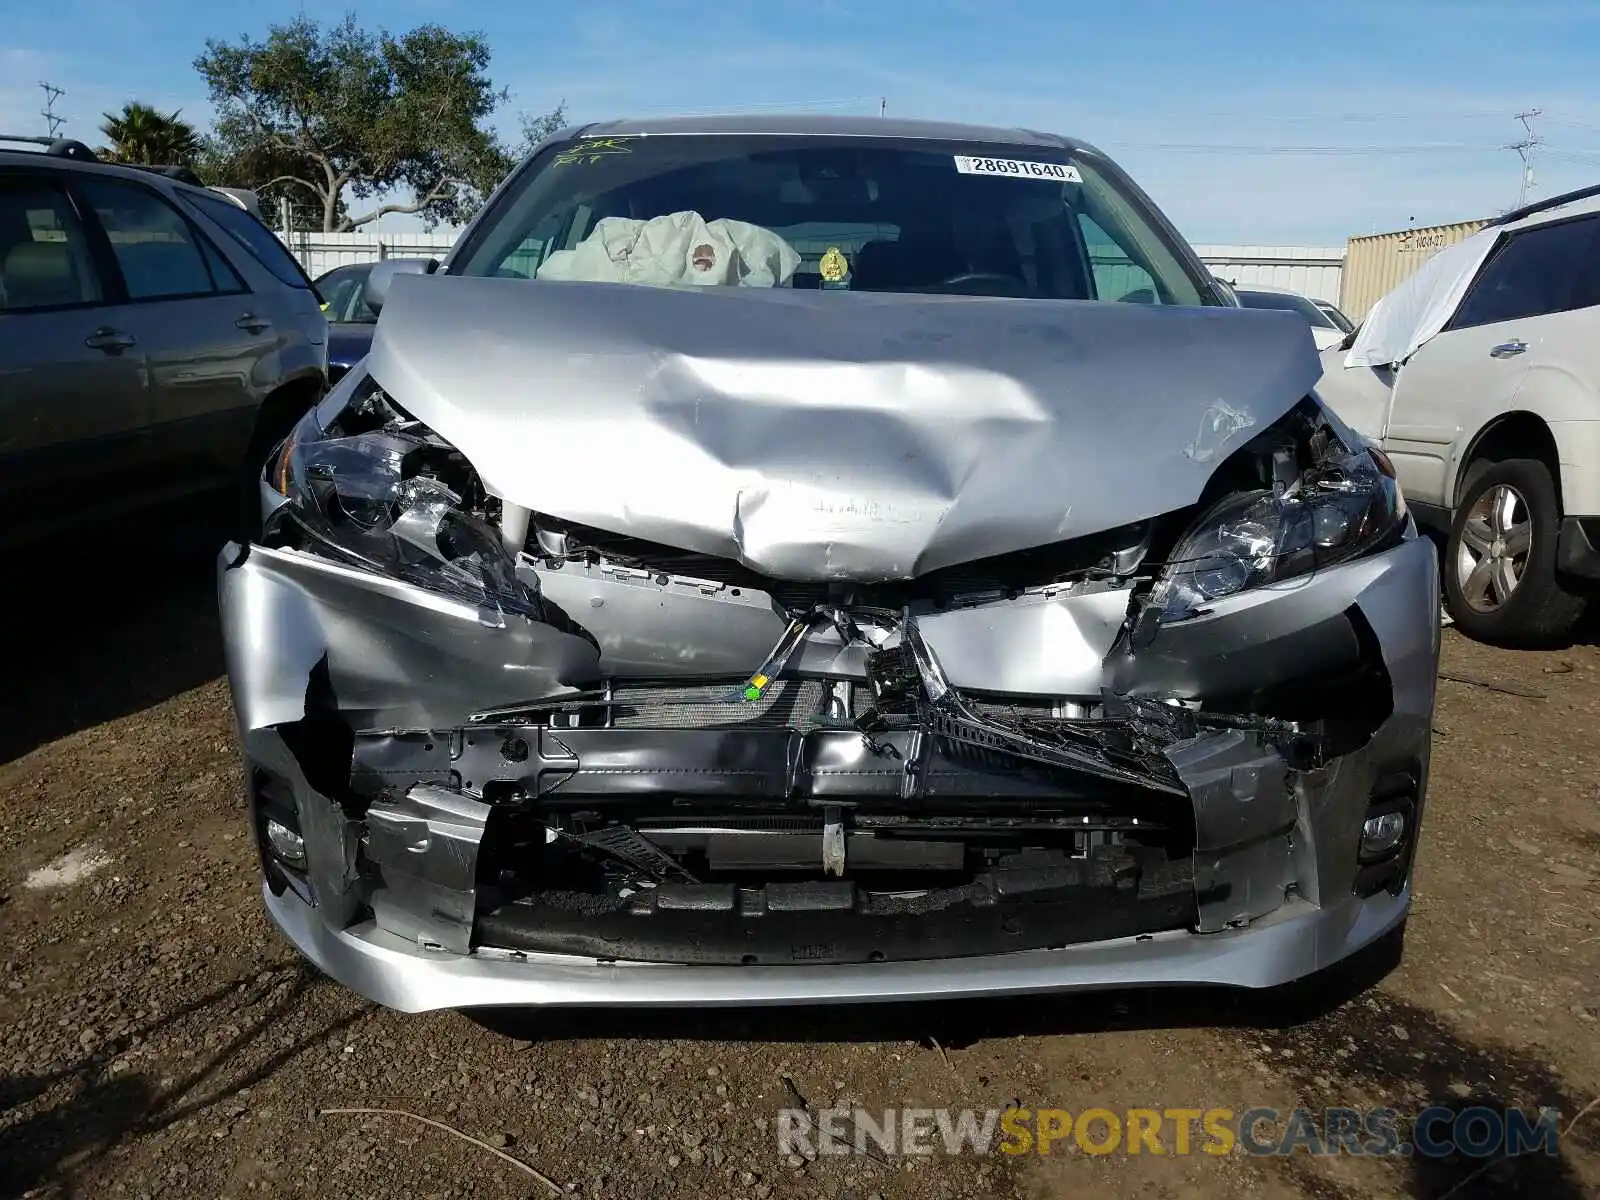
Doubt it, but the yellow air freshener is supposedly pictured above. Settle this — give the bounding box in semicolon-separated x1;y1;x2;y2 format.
819;245;850;289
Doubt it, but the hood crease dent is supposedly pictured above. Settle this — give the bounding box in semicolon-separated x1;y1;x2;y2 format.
368;277;1321;581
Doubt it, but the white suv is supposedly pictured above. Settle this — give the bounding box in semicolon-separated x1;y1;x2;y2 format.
1318;187;1600;643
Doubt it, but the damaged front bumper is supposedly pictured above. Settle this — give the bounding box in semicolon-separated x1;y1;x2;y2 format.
220;528;1438;1013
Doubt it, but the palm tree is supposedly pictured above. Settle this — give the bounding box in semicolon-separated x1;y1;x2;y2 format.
99;102;202;166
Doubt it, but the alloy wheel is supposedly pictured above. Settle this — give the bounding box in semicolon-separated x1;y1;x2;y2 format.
1454;483;1532;613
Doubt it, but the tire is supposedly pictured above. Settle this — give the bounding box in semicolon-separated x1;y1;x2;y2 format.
1443;457;1587;645
232;428;282;546
232;389;316;545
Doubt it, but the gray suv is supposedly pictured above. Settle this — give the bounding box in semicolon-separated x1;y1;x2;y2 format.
0;136;327;544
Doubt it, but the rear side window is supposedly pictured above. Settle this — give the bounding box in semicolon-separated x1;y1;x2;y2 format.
0;180;106;310
1237;289;1337;329
75;179;228;300
1562;216;1600;312
184;191;312;289
198;236;245;291
1319;302;1355;334
1449;216;1596;329
317;267;376;321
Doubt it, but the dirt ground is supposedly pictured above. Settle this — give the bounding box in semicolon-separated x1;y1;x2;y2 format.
1;550;1597;1200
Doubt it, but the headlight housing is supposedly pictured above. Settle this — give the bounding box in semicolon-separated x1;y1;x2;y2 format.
1151;424;1406;621
266;374;541;623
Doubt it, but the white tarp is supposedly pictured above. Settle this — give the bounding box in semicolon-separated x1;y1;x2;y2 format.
537;212;801;289
1341;226;1500;368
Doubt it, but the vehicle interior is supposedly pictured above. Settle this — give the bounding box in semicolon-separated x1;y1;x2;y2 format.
317;264;377;322
0;187;101;310
464;140;1204;306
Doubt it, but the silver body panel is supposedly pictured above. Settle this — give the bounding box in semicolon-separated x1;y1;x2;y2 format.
368;278;1317;580
221;531;1438;1010
217;113;1436;1011
530;556;1135;695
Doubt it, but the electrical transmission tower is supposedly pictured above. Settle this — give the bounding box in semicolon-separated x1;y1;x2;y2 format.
1506;109;1542;209
40;82;66;137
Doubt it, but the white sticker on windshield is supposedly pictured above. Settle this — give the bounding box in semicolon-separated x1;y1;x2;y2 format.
953;155;1081;182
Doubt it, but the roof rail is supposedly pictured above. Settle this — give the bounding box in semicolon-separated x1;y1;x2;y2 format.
1;141;214;185
206;186;265;220
1486;181;1600;228
125;163;206;186
0;134;100;161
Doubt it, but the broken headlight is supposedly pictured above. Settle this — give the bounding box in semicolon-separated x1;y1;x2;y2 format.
1152;442;1406;620
266;378;542;622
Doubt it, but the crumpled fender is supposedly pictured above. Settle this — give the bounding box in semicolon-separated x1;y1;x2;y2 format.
218;542;602;733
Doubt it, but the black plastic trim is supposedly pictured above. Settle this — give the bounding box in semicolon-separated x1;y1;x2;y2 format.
1556;516;1600;581
477;850;1196;965
1406;500;1450;535
350;725;1178;809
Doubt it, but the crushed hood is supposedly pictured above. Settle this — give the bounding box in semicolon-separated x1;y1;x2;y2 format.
368;277;1320;581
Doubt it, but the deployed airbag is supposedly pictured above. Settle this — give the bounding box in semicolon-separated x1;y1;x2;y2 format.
536;211;801;289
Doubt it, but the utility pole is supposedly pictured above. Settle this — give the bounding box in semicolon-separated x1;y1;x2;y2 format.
880;97;887;118
39;82;66;137
1507;108;1542;209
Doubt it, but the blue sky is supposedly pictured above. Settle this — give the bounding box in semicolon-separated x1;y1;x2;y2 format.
7;0;1600;244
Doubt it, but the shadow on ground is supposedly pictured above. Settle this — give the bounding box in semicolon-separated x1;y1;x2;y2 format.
1261;983;1598;1200
1561;604;1600;649
471;925;1595;1199
0;962;363;1200
0;542;223;766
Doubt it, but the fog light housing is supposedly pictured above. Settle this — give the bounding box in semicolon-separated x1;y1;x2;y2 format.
265;818;307;869
1353;772;1418;897
1359;810;1407;862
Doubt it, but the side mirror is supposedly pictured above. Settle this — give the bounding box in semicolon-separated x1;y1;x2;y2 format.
1209;275;1240;307
363;257;440;316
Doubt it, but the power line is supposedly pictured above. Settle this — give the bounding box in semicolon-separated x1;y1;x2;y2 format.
1506;108;1542;208
39;82;65;137
1111;141;1492;156
1167;108;1509;126
1543;115;1600;135
1541;147;1600;169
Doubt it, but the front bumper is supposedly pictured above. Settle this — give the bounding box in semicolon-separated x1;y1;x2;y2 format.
221;530;1439;1011
263;878;1409;1012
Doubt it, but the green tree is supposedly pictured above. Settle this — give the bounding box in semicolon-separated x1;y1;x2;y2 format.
196;141;339;233
194;14;556;232
456;103;568;206
516;105;569;156
99;102;202;166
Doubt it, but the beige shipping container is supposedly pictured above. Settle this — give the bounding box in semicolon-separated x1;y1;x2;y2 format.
1340;220;1487;321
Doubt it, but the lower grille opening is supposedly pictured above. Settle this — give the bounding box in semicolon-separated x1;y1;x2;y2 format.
474;801;1196;965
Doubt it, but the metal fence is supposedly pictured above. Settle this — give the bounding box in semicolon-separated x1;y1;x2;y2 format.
281;230;1349;302
1194;245;1347;305
283;231;458;279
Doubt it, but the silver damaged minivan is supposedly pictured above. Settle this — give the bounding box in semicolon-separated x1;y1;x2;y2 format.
219;116;1439;1013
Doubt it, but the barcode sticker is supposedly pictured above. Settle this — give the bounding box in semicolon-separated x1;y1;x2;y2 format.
953;156;1081;182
